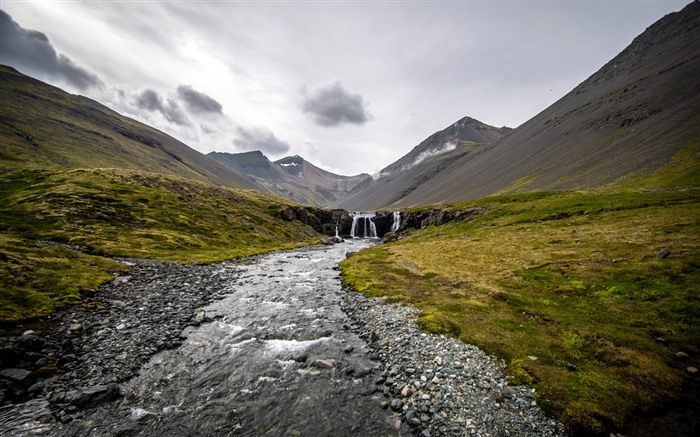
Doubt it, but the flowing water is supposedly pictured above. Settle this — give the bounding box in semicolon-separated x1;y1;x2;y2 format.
3;240;407;436
350;213;378;239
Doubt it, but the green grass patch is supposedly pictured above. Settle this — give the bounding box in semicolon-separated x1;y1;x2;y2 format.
0;168;324;323
340;187;699;435
0;234;126;324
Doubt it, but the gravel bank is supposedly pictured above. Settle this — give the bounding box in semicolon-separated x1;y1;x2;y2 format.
0;257;239;417
341;291;566;436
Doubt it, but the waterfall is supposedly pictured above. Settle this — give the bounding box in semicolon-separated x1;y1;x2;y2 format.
350;212;378;239
367;217;377;238
390;211;401;233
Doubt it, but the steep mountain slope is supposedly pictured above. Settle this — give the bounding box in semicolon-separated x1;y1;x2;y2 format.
209;151;369;207
342;2;700;210
0;65;260;189
337;116;512;210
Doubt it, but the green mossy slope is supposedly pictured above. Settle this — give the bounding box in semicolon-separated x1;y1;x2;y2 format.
0;168;323;324
340;153;700;435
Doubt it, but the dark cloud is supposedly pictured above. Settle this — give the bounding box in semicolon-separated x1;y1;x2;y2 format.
301;80;370;127
136;89;163;112
0;10;101;90
135;89;190;126
234;126;291;156
177;85;223;115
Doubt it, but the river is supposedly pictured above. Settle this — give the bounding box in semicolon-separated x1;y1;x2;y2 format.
1;240;408;436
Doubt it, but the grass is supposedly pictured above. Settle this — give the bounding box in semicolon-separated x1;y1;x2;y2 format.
0;234;127;323
0;168;324;324
340;152;700;435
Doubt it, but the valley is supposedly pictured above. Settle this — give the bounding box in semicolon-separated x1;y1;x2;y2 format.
1;2;699;436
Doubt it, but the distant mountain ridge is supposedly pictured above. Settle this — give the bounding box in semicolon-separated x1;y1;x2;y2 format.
0;65;260;189
208;151;369;207
337;116;512;210
2;2;698;212
339;2;700;209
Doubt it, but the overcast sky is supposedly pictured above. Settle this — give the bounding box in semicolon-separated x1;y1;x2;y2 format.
0;1;688;176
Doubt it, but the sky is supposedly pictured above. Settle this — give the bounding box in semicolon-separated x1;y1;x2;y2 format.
0;0;689;176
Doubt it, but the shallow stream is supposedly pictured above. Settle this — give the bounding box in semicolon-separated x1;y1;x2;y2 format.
2;240;407;436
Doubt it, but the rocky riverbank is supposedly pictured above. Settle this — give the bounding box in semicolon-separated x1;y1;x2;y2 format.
340;292;565;436
0;258;239;422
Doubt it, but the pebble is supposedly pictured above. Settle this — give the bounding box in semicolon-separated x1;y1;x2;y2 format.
341;291;566;436
0;258;237;409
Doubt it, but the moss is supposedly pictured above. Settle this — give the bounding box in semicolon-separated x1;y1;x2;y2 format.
0;234;126;324
340;187;699;435
505;358;534;385
0;168;324;323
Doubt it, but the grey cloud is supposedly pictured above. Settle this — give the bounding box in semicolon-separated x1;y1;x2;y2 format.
301;80;370;127
234;126;291;156
0;10;101;90
177;85;223;115
136;89;163;111
135;89;190;126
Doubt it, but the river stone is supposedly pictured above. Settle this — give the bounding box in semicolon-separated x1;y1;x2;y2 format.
390;398;403;411
312;359;335;369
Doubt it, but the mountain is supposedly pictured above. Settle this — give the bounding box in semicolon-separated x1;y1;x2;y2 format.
0;65;260;189
208;151;369;207
275;155;369;193
340;2;700;210
208;150;288;181
337;116;512;210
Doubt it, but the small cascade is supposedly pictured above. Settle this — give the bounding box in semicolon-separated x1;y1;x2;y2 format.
390;211;401;233
367;218;377;238
350;212;378;239
334;226;339;239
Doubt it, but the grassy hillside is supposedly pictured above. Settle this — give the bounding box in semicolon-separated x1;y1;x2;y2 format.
340;149;700;434
0;168;323;324
0;65;259;189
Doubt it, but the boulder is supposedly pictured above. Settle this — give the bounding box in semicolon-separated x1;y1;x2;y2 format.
383;232;399;243
279;206;296;221
0;368;37;388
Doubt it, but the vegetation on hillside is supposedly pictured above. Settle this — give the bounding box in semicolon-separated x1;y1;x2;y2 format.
340;147;700;435
0;168;323;324
0;65;257;188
